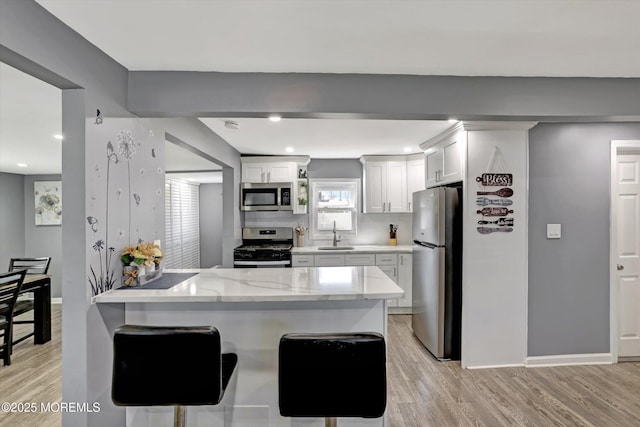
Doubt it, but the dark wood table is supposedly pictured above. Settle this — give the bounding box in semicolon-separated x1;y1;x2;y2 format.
20;274;51;344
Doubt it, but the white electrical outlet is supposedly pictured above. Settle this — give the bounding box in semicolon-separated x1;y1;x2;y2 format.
547;224;561;239
153;239;161;248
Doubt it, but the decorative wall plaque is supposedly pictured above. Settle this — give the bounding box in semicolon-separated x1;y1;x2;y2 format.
475;173;513;186
477;207;514;217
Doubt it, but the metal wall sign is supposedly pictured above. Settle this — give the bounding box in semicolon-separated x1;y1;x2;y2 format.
476;147;515;234
475;173;513;186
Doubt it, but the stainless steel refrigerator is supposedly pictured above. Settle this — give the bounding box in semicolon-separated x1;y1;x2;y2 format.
412;186;462;360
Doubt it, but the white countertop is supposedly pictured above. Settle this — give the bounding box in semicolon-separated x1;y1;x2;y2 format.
92;266;404;304
292;244;413;254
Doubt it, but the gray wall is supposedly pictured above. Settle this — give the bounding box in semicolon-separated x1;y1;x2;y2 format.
128;71;640;121
528;122;640;356
0;173;62;297
24;174;62;298
199;183;223;267
0;172;26;270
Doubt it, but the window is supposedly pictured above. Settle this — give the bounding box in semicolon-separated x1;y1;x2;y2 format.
164;179;200;268
310;179;360;240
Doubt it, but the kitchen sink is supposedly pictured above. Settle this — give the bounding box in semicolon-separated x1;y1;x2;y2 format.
317;246;355;251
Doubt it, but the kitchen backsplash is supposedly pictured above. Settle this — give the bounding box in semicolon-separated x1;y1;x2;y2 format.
244;211;413;246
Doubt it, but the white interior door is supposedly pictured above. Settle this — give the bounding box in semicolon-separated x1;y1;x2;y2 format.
615;153;640;357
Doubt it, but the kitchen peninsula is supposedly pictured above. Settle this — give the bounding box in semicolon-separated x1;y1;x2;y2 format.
93;266;403;426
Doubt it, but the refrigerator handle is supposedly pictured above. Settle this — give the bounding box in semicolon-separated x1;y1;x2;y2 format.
413;240;438;249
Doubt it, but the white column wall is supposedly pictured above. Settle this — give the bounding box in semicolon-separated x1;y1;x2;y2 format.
461;123;533;368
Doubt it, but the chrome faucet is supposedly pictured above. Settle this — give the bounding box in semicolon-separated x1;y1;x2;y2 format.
332;221;341;247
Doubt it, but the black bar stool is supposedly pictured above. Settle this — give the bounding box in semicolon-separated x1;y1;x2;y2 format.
112;325;237;427
279;332;386;426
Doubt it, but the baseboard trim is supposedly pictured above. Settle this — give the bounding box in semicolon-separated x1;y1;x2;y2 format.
525;353;612;368
465;363;525;370
388;307;412;315
51;297;62;304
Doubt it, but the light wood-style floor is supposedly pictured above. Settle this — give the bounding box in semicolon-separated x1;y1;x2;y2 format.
0;306;61;427
1;306;640;426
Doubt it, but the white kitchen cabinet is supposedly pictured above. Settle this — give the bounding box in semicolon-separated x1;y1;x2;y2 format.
425;148;442;188
314;254;345;267
397;253;413;310
292;255;314;267
422;125;466;188
292;249;412;311
375;253;397;266
241;162;295;183
361;158;407;213
406;157;425;212
345;254;375;266
377;265;397;284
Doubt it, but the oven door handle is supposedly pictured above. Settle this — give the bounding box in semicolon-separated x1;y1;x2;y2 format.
233;260;291;266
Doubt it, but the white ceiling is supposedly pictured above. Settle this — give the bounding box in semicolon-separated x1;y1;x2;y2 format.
0;63;62;175
36;0;640;77
199;117;454;158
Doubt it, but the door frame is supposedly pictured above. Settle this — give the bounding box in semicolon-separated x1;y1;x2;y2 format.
610;140;640;362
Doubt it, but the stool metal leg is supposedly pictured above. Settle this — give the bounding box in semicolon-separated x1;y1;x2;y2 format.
325;417;337;427
174;405;186;427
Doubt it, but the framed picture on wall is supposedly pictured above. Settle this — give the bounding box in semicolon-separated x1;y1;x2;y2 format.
34;181;62;225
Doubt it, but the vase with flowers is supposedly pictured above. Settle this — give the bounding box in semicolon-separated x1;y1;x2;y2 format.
294;225;308;247
121;242;163;286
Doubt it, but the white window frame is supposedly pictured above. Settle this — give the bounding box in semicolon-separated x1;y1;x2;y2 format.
309;179;360;240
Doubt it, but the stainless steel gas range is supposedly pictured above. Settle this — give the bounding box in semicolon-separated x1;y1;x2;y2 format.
233;227;294;268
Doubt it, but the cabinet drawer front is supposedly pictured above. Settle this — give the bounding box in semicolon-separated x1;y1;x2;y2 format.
292;255;314;267
345;254;375;266
314;255;346;267
375;254;398;265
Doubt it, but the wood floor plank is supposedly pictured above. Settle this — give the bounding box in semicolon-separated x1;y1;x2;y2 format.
2;308;640;426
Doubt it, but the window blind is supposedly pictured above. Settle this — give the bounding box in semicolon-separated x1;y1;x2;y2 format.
164;179;201;269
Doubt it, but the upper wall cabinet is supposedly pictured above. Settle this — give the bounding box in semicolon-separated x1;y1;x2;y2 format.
406;157;426;212
240;156;310;184
241;161;294;183
422;124;466;188
360;155;424;213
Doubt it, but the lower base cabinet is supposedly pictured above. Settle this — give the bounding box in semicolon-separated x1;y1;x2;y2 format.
292;252;412;311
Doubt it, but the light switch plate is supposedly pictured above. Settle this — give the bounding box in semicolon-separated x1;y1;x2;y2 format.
153;239;161;248
547;224;561;239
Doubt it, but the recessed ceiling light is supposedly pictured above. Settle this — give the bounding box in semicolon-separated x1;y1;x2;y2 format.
403;147;412;153
448;118;458;123
285;147;294;153
17;163;28;167
53;134;64;140
269;115;281;122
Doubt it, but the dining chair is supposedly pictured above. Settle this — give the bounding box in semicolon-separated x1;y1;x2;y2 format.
8;257;51;346
0;270;27;366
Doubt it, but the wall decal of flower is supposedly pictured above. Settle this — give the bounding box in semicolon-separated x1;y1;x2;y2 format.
133;193;141;206
117;130;137;244
89;238;116;296
152;148;156;158
88;138;122;296
34;181;62;226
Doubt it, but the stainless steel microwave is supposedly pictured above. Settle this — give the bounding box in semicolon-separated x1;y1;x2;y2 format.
240;182;293;211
